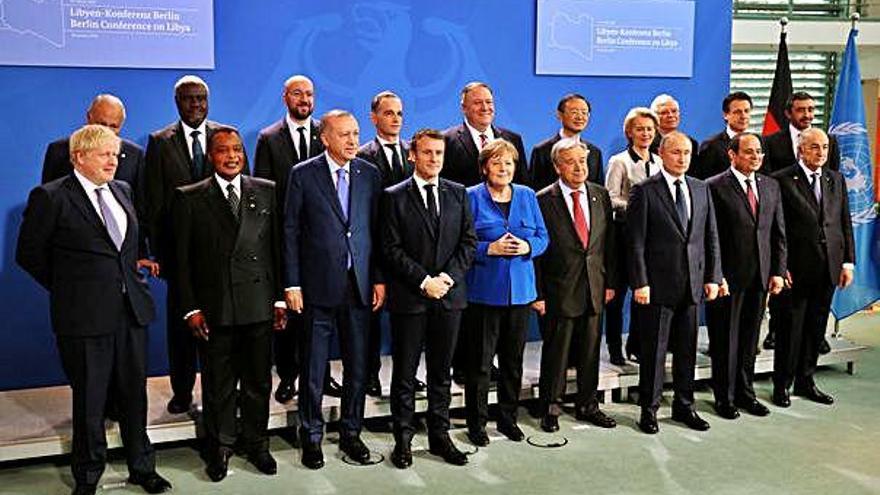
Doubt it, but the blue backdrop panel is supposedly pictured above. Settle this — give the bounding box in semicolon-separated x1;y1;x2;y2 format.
0;0;732;390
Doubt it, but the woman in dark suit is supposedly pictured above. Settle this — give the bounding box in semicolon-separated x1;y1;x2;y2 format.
464;139;549;446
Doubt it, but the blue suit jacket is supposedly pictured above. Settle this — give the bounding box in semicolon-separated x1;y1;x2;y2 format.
283;153;383;307
466;183;548;306
627;173;722;305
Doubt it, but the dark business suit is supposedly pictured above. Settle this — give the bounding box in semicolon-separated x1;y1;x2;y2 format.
535;182;616;416
706;170;787;405
173;175;280;455
530;134;603;190
145;119;240;406
381;177;476;443
357;137;412;386
762;128;840;174
42;137;149;253
253;117;323;391
694;131;732;180
771;164;854;392
441;123;529;187
284;154;383;443
628;173;722;412
16;176;156;486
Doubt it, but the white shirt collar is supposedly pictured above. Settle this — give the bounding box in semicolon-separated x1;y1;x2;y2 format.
286;113;310;130
789;122;806;140
73;168;106;193
660;168;688;188
557;179;587;197
180;119;207;138
465;119;494;147
559;129;581;141
730;167;756;184
376;136;400;147
325;151;350;172
799;160;822;179
725;126;738;139
413;172;439;189
214;173;242;196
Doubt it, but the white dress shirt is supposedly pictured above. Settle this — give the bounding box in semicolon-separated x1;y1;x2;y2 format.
557;179;590;229
730;167;759;203
286;114;312;159
377;136;403;170
74;169;128;240
413;173;440;214
465;120;495;150
660;168;691;220
181;120;207;160
790;123;804;161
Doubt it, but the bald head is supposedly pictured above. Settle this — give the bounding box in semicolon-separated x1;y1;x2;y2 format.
86;94;126;135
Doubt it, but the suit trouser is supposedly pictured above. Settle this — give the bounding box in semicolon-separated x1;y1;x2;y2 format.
465;304;529;430
299;277;369;444
636;301;698;411
773;283;835;391
539;311;602;416
273;313;301;383
367;311;383;381
707;287;766;404
56;312;155;486
605;221;634;354
201;321;272;454
390;304;460;443
165;279;200;401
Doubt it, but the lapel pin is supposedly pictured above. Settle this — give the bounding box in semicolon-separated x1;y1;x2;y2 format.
591;196;597;202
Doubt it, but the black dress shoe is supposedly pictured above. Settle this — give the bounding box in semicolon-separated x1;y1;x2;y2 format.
301;440;325;470
671;408;710;431
735;398;770;417
428;435;468;466
390;441;413;469
71;484;97;495
794;385;834;405
772;388;791;408
467;428;490;446
365;376;382;397
714;401;740;420
325;376;343;398
166;395;191;415
638;409;659;434
763;331;776;350
247;450;278;475
540;414;559;433
497;422;525;442
414;377;428;392
128;471;172;493
575;408;617;428
609;351;626;366
818;338;832;355
274;380;296;404
205;448;232;482
340;435;371;464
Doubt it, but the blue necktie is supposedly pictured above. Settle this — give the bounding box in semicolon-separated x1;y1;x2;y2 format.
191;130;205;179
674;179;688;230
96;188;123;250
336;168;351;268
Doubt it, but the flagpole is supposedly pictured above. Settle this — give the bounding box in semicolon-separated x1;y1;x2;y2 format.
780;16;788;34
851;12;859;30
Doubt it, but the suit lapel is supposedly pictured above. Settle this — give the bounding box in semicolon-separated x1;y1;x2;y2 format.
314;157;348;224
548;184;583;249
66;178;111;244
400;141;413;177
108;181;137;249
726;170;757;223
654;177;686;237
372;139;394;178
585;185;601;249
792;166;821;213
407;179;437;239
206;179;239;234
456;125;479;165
279;120;298;164
233;177;264;249
436;182;455;248
172;123;194;175
309;120;322;159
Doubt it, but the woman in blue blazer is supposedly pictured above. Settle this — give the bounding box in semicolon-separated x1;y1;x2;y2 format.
464;139;548;446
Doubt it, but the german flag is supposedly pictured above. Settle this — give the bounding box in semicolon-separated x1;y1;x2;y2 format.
762;30;792;136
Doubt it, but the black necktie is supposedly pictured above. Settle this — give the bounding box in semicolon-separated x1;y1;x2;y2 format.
227;183;240;220
297;126;308;160
811;172;822;204
385;143;403;181
674;179;688;230
425;184;439;231
191;130;205;179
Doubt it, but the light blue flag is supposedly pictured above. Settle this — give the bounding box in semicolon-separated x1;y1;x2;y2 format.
829;28;880;319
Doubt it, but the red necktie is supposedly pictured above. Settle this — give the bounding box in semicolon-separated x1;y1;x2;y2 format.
745;178;758;217
479;133;488;149
571;190;589;248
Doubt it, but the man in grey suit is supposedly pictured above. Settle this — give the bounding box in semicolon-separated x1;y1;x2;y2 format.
628;132;722;434
533;137;617;433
